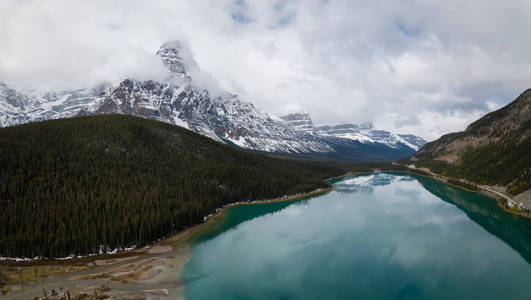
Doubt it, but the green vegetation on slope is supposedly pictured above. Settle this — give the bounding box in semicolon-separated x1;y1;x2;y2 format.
413;120;530;195
410;89;530;196
0;115;351;258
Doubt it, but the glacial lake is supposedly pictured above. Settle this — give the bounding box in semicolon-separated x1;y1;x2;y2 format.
182;173;531;300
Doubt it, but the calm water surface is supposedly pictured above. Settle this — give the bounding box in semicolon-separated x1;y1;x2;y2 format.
183;173;531;299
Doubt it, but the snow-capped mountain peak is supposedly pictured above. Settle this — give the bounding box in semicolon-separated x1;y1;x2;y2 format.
0;81;106;128
156;41;190;75
1;39;425;159
81;41;332;153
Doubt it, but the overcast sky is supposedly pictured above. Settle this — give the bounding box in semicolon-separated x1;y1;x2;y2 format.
1;0;530;140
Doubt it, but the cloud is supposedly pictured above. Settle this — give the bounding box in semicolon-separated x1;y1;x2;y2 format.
1;0;530;140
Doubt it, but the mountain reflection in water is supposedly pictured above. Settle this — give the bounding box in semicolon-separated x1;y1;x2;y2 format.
183;173;531;300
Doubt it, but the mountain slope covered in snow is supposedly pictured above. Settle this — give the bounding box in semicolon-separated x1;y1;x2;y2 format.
0;41;425;160
82;44;330;153
280;113;427;160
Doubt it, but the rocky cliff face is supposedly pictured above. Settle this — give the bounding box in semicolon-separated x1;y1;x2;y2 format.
0;82;29;126
279;113;316;134
0;82;105;128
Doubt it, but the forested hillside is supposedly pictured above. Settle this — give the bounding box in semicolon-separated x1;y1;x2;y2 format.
410;89;530;196
0;115;346;258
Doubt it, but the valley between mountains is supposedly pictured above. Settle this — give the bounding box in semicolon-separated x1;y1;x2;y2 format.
4;0;531;298
0;42;530;300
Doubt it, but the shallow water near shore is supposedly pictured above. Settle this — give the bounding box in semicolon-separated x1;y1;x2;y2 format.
182;173;531;300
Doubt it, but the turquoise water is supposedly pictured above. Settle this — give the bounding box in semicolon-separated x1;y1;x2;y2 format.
182;173;531;299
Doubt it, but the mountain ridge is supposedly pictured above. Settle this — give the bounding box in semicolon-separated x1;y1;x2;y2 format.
0;41;426;160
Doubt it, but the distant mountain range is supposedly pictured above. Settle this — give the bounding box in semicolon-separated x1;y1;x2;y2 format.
410;89;530;204
0;41;426;161
280;113;426;151
0;82;106;127
278;112;426;161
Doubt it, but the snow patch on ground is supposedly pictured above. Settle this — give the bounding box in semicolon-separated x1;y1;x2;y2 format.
0;245;138;261
173;115;189;129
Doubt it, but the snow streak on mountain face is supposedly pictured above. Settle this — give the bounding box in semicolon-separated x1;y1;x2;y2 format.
0;40;425;156
0;82;106;128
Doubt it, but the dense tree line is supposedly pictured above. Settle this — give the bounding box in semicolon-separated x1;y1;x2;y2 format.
0;115;348;258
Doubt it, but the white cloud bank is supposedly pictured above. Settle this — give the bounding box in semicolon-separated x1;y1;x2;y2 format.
1;0;530;140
